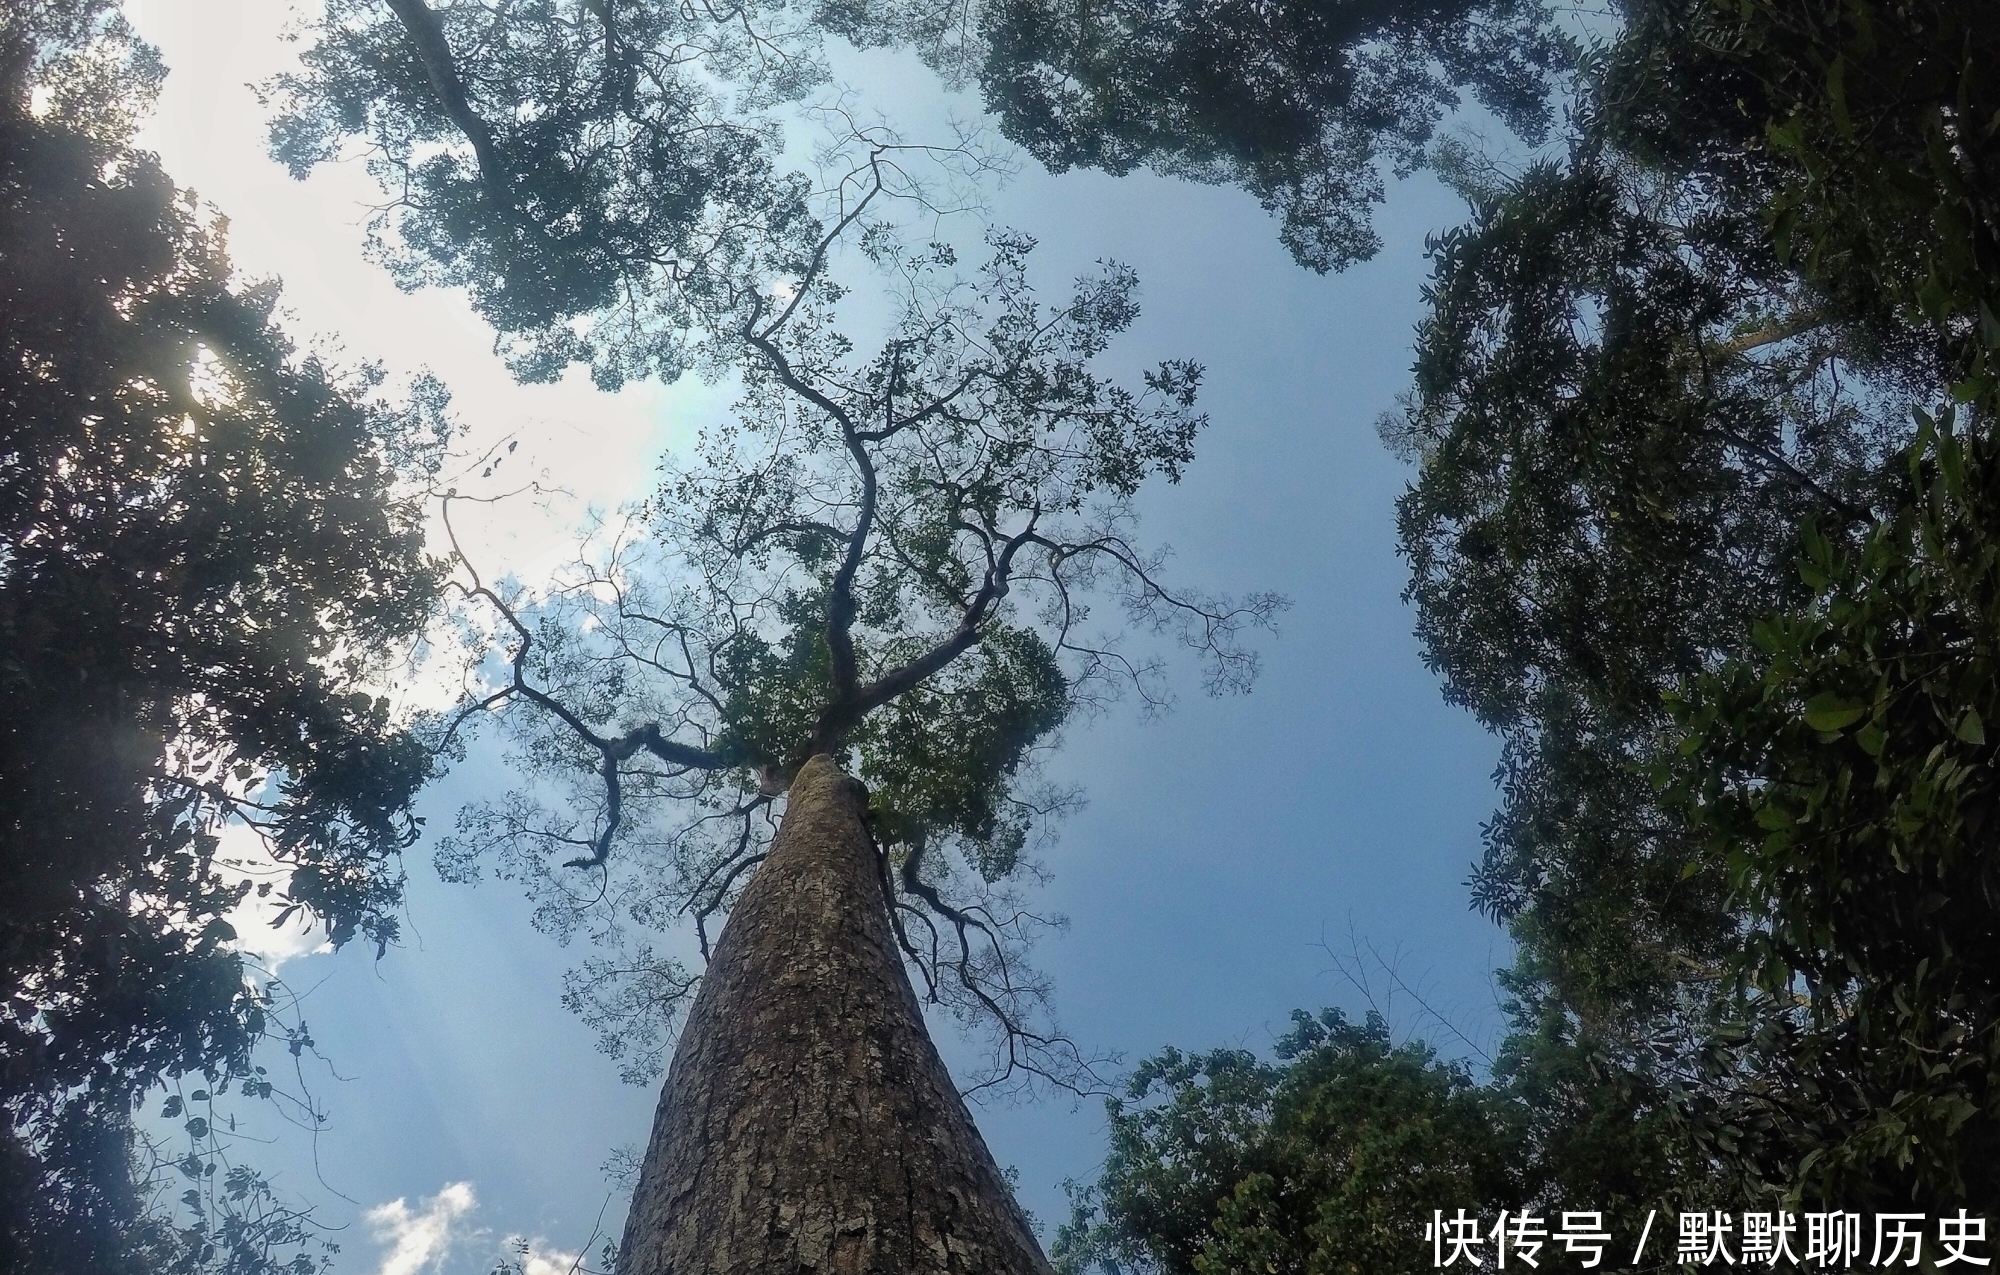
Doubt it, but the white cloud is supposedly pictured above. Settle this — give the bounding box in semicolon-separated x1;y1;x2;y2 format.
366;1182;479;1275
513;1238;584;1275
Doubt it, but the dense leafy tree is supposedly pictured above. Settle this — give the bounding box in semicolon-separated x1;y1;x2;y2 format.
1601;0;2000;394
973;0;1568;272
1388;0;2000;1222
1051;1010;1527;1275
1390;145;1913;1044
265;0;834;390
1662;410;2000;1209
1;6;445;1270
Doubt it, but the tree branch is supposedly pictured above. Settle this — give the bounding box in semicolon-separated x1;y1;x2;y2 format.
800;515;1040;761
381;0;517;216
440;496;732;871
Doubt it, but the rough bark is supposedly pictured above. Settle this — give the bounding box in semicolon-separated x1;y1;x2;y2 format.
617;754;1053;1275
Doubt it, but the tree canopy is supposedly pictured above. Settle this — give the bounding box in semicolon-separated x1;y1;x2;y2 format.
1;6;445;1269
265;0;827;389
268;0;1578;362
974;0;1567;272
1051;0;2000;1264
426;203;1282;1089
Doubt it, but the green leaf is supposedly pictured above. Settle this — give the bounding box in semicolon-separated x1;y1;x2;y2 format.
1803;692;1866;732
1957;707;1985;745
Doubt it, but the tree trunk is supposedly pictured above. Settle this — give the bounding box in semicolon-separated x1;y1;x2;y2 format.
616;754;1053;1275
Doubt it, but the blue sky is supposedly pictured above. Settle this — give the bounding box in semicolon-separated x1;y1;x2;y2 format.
125;3;1510;1269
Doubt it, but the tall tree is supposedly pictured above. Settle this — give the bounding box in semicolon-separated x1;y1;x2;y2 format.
1387;0;2000;1217
273;4;1281;1268
618;754;1053;1273
429;210;1276;1272
1;5;445;1270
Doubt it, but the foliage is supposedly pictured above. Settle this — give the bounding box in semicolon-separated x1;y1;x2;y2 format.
1052;1010;1525;1275
270;0;1576;355
1397;146;1904;726
1;7;443;1270
1620;0;2000;394
1387;139;1919;1052
264;0;831;390
974;0;1568;272
1485;968;1694;1238
1663;409;2000;1209
1381;0;2000;1221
